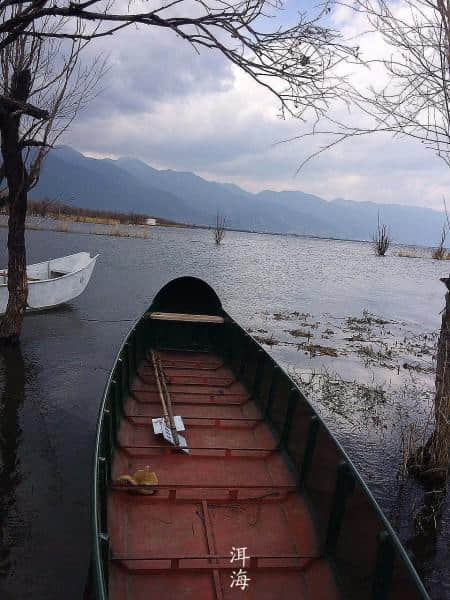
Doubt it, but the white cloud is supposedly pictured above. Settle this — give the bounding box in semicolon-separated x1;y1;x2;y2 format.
62;1;450;212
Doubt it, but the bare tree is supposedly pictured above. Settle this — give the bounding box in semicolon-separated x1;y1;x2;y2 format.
288;0;450;169
0;13;104;342
372;213;390;255
213;212;226;245
0;1;358;121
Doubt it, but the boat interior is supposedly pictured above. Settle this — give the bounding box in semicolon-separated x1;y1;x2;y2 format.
110;348;338;600
0;251;93;283
94;277;429;600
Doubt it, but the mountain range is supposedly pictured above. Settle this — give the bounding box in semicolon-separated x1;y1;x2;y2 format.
30;145;447;246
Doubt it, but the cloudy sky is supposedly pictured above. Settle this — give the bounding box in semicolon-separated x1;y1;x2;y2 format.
61;0;450;211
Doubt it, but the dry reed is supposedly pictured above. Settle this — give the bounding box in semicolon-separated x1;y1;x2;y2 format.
396;249;420;258
432;226;447;259
373;215;391;256
213;212;226;245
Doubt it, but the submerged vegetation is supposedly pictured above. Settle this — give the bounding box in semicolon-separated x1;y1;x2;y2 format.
299;343;338;357
253;333;278;346
1;199;182;227
251;302;448;546
25;199;158;226
373;215;391;256
0;219;150;239
213;212;226;245
287;328;312;339
0;199;161;239
396;249;421;258
255;308;436;375
432;226;448;260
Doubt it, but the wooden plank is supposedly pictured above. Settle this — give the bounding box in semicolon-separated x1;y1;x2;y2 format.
146;311;224;323
202;500;224;600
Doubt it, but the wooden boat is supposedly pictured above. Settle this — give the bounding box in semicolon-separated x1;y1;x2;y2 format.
92;276;430;600
0;252;98;314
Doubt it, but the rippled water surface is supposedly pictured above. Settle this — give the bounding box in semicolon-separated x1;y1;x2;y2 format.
0;225;448;599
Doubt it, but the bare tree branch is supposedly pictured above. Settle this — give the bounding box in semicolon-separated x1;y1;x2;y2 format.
0;94;48;117
18;137;51;148
0;1;359;120
290;0;450;168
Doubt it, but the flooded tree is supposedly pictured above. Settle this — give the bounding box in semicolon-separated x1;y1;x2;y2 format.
213;213;226;245
432;226;447;260
0;15;104;342
372;214;390;256
409;278;450;484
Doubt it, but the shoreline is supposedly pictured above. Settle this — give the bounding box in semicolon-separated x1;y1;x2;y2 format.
0;216;445;257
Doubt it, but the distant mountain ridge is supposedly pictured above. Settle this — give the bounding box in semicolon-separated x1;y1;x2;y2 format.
30;145;446;246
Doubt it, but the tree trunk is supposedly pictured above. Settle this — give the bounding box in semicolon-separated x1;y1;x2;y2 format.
0;186;28;343
409;278;450;484
426;279;450;481
0;69;31;344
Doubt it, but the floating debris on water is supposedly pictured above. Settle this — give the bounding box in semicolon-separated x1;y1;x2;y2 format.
253;334;279;346
286;328;313;338
297;343;338;357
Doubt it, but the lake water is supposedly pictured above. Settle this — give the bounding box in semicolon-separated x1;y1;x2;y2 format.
0;224;448;599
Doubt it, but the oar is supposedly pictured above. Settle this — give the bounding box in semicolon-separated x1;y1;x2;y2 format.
156;354;180;446
150;350;170;425
151;350;180;447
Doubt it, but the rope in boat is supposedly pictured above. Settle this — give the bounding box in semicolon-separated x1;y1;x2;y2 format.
150;349;180;447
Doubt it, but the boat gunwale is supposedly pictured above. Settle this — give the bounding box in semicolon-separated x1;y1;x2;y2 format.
234;324;430;599
0;253;99;288
92;302;431;600
92;311;141;600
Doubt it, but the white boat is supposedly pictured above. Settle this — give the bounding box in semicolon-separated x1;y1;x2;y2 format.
0;252;98;314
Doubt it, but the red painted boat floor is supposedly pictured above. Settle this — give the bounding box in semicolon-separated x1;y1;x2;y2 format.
108;350;339;599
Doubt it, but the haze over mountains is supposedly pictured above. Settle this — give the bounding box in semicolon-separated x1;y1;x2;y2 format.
31;146;446;246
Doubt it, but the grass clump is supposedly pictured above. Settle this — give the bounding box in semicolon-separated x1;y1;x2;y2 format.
213;212;226;245
373;214;391;256
396;249;420;258
273;312;293;321
347;309;390;329
253;334;278;346
273;311;312;321
432;226;447;260
299;343;338;357
102;225;149;239
287;328;312;339
23;198;173;226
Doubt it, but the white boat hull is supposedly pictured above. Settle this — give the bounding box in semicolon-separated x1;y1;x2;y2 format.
0;252;98;314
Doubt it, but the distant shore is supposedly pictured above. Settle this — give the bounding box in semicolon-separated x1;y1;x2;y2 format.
0;206;447;258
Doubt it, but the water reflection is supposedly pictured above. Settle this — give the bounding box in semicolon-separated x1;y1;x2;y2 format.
406;484;448;585
31;304;77;316
0;344;25;578
0;226;447;597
